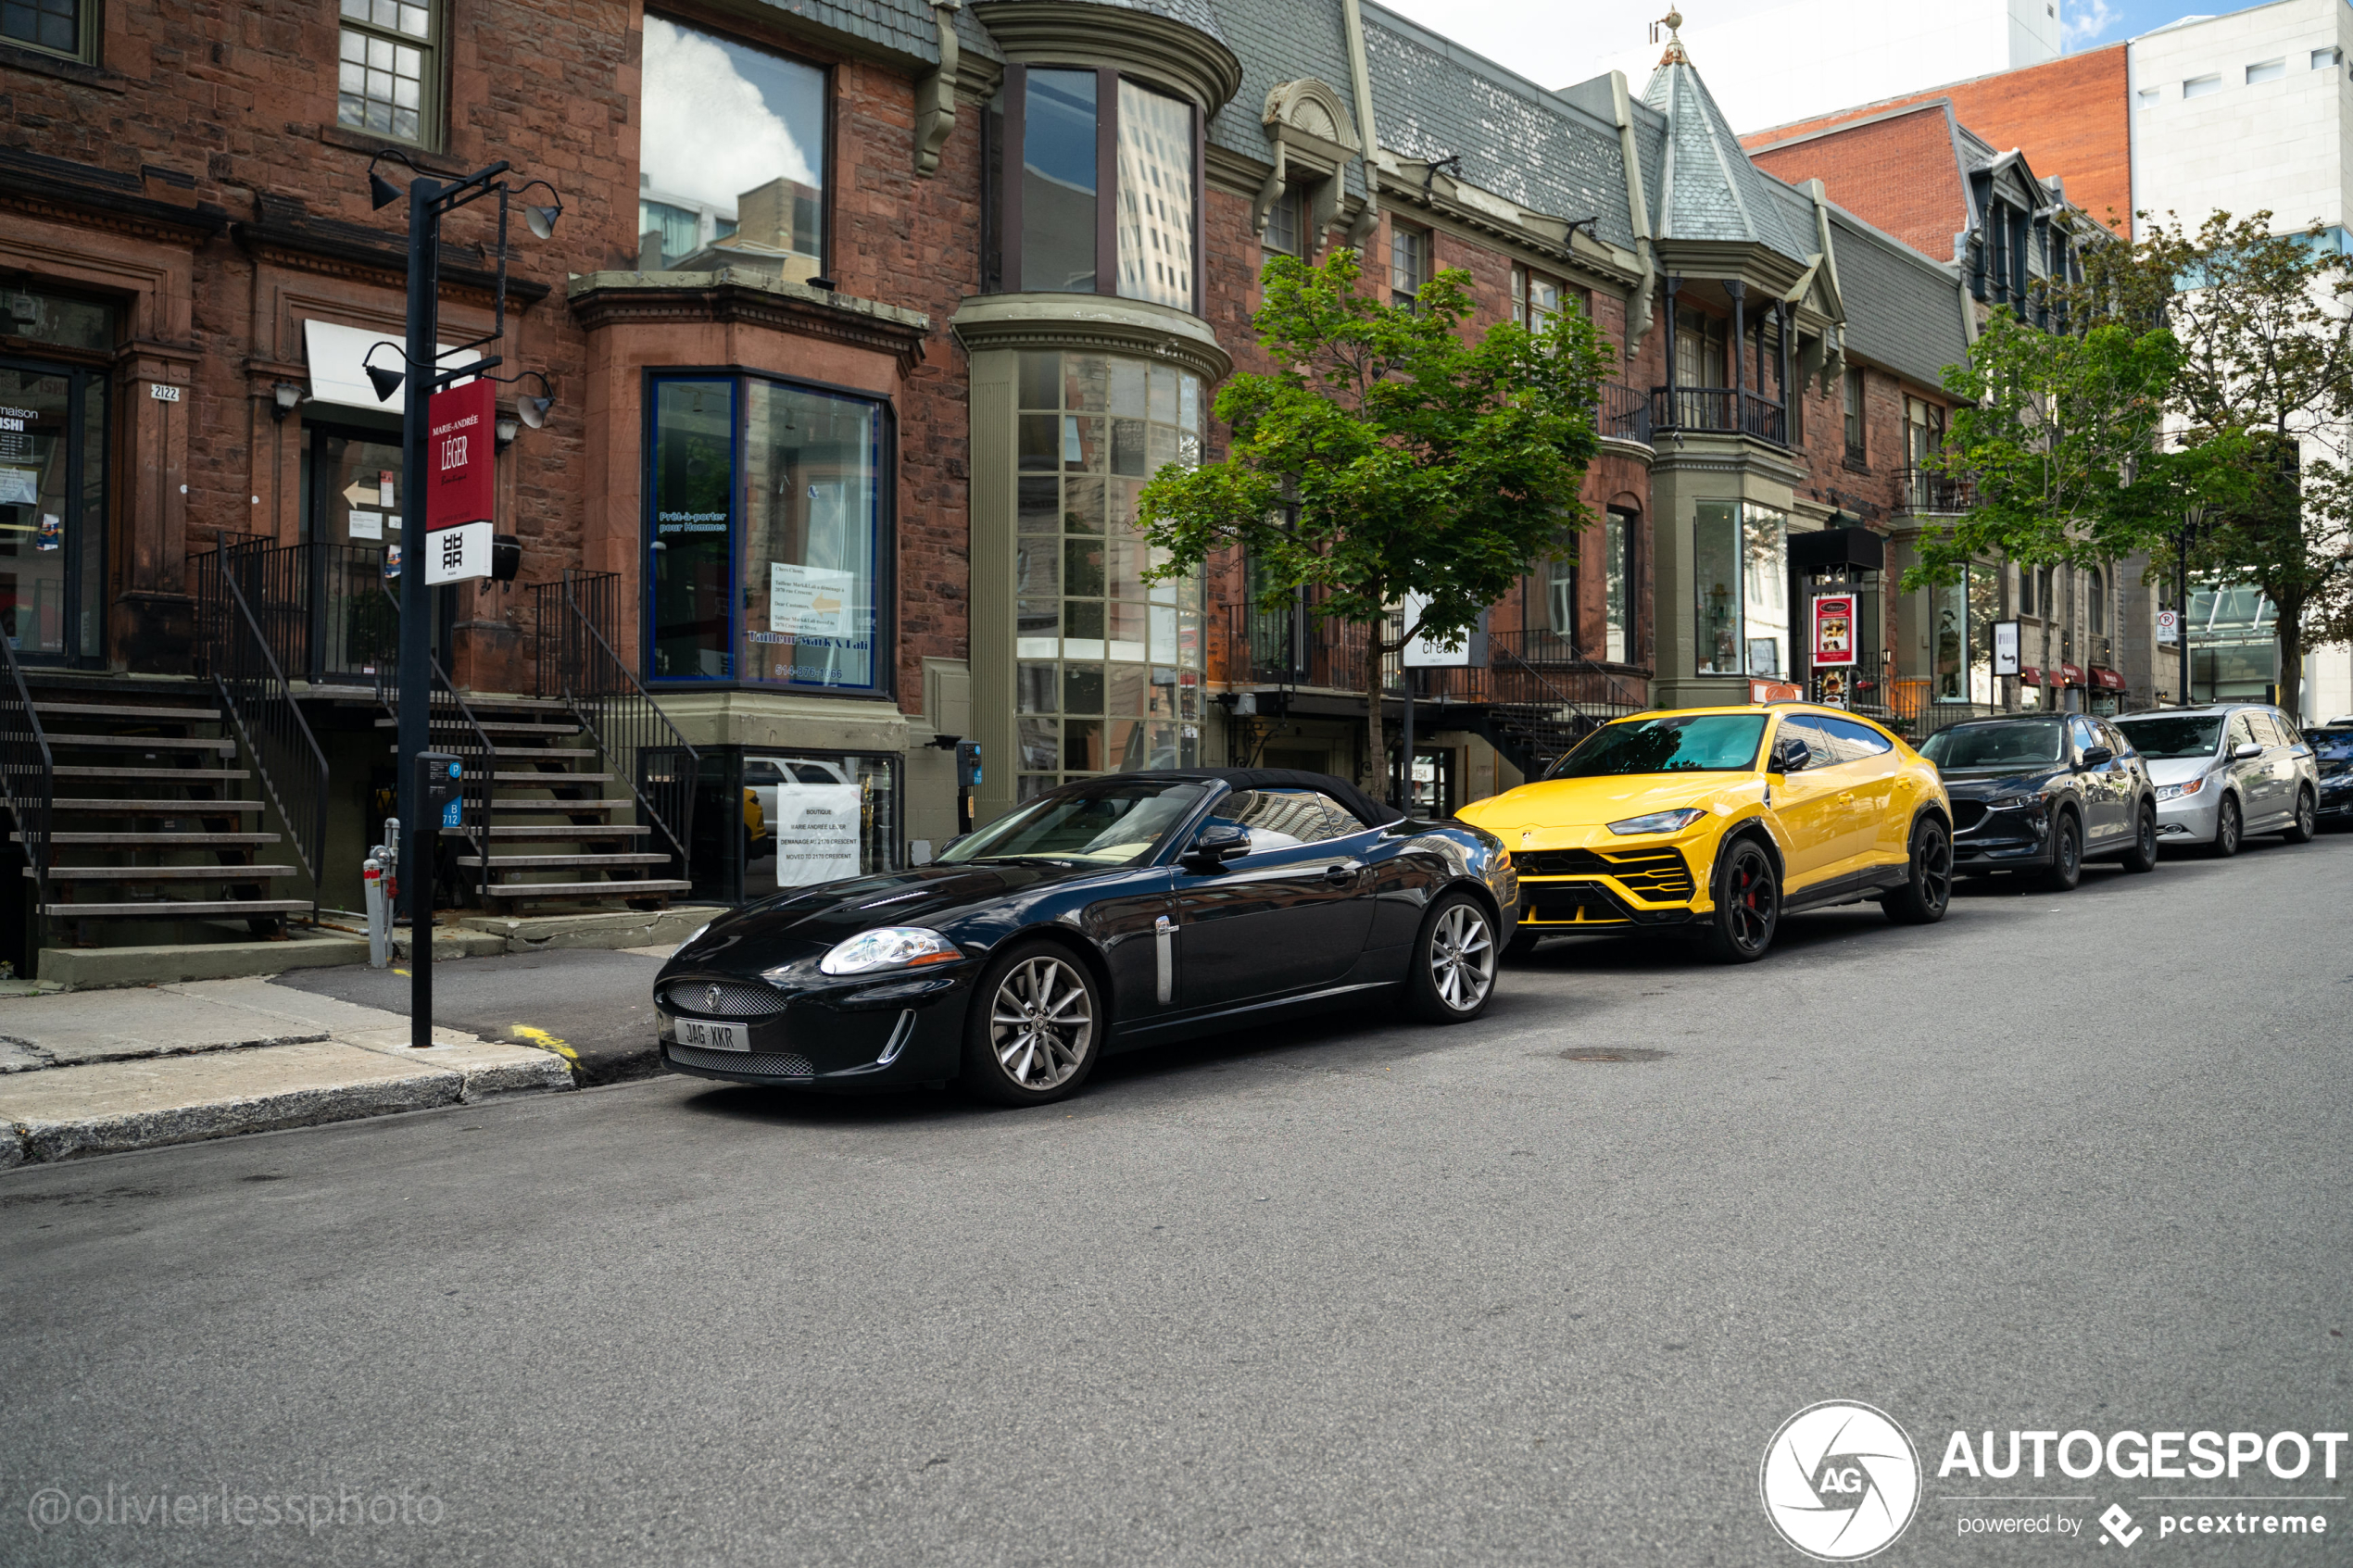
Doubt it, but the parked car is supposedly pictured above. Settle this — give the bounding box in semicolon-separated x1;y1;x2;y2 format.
2110;705;2319;855
1453;704;1952;965
2303;722;2353;827
1918;714;2158;889
654;768;1517;1106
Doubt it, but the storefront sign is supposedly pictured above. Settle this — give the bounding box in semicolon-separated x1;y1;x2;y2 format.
770;562;856;637
424;380;496;583
1992;620;2021;676
1749;679;1801;703
1812;594;1856;667
772;784;862;886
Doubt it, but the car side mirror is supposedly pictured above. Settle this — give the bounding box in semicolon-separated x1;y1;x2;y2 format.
2081;745;2114;767
1180;822;1252;872
1770;738;1812;774
2233;741;2263;759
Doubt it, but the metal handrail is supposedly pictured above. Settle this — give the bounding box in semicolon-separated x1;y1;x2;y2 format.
375;642;499;899
538;570;699;864
0;629;55;918
200;552;330;894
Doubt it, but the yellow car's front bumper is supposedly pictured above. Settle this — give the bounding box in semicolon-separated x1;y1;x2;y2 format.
1512;843;1710;929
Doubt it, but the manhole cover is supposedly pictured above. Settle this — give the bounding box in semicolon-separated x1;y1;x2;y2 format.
1558;1047;1669;1062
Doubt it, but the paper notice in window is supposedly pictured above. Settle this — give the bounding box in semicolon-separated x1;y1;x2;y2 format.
770;561;855;638
772;784;863;886
0;469;37;507
348;509;384;541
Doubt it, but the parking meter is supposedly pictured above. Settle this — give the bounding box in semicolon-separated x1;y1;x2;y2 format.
416;751;464;831
955;741;981;834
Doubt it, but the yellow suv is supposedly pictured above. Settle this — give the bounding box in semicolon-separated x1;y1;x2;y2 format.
1456;704;1954;962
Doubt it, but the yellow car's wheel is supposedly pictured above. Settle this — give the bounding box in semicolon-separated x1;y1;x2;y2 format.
1703;836;1779;963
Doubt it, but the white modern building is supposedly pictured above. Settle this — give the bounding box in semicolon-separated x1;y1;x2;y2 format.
1592;0;2062;133
2130;0;2353;719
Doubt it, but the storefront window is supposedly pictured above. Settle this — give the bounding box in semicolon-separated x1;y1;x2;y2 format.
1694;501;1787;677
1014;349;1204;798
0;353;108;666
688;747;900;903
640;16;827;279
648;373;887;691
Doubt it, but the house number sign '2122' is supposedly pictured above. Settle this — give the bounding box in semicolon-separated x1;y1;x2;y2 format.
424;379;496;584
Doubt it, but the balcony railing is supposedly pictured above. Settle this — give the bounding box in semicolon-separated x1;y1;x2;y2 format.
1900;466;1977;514
1598;383;1652;445
1227;600;1403;694
1650;386;1787;445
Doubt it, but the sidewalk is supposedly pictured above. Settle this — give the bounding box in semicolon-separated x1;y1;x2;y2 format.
0;977;576;1168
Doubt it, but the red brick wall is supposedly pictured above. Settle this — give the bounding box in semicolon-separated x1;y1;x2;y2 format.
1750;108;1969;262
1742;44;2133;238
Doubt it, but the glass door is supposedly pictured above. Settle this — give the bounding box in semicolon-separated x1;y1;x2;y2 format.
0;358;107;666
301;421;405;680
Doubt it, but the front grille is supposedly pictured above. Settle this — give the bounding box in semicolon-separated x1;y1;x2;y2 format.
661;979;790;1020
1517;846;1693;902
669;1043;813;1077
1523;884;1630;925
1951;800;1990;833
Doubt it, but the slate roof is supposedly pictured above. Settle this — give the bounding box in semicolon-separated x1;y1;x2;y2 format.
744;0;948;65
1641;54;1813;261
1826;207;1969;391
1201;0;1367;199
1356;3;1639;252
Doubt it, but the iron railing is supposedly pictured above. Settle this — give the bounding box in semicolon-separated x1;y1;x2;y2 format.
1650;386;1788;445
1225;601;1403;694
196;540;397;685
375;648;499;899
0;627;55;917
1599;383;1653;445
192;548;330;893
532;570;698;864
1899;466;1977;514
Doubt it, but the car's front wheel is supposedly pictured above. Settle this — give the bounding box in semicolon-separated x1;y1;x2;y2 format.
2283;787;2317;844
1703;836;1779;963
962;942;1101;1107
2041;810;2082;891
2120;803;2158;872
1882;816;1952;924
2211;795;2243;858
1407;893;1497;1023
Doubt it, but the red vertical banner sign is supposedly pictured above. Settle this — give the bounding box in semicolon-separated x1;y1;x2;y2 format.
424;379;495;582
1812;594;1856;668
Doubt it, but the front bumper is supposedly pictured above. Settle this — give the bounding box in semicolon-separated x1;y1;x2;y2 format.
656;966;972;1090
2317;775;2353;821
1512;843;1705;931
1950;802;2052;870
2154;786;2224;844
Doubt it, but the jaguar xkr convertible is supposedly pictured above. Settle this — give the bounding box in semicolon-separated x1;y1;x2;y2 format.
654;768;1518;1106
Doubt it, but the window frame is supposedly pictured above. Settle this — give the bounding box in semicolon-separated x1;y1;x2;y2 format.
1390;222;1430;308
639;365;897;697
2;0;98;65
989;64;1205;316
1843;368;1868;465
334;0;446;151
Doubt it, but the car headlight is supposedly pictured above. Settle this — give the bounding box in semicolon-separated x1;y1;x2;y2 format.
1606;807;1707;835
2154;777;2207;802
1984;791;2050;811
812;926;963;977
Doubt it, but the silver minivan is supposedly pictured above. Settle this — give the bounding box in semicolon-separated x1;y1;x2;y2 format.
2110;705;2320;855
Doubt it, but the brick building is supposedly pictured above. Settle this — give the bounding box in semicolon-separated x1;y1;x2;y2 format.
0;0;1987;974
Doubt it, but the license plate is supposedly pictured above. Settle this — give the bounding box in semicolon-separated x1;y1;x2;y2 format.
676;1017;749;1053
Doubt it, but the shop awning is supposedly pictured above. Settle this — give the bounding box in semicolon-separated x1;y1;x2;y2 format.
2059;663;2087;686
300;320;479;414
2020;665;2044;685
2090;666;2127;691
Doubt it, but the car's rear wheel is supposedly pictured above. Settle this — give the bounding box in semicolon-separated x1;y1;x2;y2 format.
961;942;1101;1107
2283;787;2317;844
1704;837;1779;963
1407;893;1497;1023
2120;803;2159;872
2041;810;2082;891
1882;816;1952;924
2211;796;2243;858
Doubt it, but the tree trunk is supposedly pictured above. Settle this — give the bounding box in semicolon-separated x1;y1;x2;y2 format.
1364;622;1390;805
2274;595;2304;722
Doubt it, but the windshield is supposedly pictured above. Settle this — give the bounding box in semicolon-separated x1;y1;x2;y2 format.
2113;715;2225;759
1919;721;2066;770
937;781;1209;866
2307;728;2353;763
1546;714;1768;778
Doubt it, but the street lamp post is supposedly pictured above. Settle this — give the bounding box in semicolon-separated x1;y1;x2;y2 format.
365;153;560;1051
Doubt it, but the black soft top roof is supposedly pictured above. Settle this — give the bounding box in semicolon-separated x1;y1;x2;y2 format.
1099;768;1406;829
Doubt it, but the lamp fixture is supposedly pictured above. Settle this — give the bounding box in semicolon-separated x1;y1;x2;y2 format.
514;180;563;240
365;148;419;211
495;415;520;451
271;382;307;421
361;343;406;404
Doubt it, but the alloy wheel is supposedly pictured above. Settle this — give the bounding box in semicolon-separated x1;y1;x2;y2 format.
1427;901;1496;1012
1917;822;1953;912
987;955;1093;1090
1723;842;1777;955
2217;797;2241;857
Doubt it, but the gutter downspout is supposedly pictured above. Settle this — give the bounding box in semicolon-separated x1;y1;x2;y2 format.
1340;0;1381;247
1611;69;1657;359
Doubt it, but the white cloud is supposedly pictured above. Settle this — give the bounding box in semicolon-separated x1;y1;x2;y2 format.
641;17;818;216
2064;0;2122;47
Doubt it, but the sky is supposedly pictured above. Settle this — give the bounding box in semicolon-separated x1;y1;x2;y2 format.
1371;0;2246;94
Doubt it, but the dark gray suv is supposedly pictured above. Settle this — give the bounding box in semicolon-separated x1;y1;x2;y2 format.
1919;714;2159;890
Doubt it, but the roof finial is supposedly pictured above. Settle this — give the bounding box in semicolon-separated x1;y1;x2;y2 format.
1655;7;1687;65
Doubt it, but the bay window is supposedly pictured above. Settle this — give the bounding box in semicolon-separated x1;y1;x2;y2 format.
647;373;888;693
1694;501;1788;678
988;67;1202;311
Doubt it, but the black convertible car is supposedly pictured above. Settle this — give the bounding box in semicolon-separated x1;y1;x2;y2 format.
654;767;1518;1106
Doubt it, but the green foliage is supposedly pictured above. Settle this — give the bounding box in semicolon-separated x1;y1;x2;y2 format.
1138;247;1608;795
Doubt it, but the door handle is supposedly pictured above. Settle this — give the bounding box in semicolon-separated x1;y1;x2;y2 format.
1837;792;1856;804
1323;862;1358;884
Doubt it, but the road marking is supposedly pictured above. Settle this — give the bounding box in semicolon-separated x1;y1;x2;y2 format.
509;1024;582;1073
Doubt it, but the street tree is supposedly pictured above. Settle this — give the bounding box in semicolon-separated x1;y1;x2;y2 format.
1137;248;1607;801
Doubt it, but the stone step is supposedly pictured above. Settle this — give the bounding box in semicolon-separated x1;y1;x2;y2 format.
48;798;267;813
482;823;650;837
41;734;238;754
482;879;690;897
17;831;283;846
32;865;302;881
53;766;252;782
32;701;222;722
453;852;673;870
41;898;315;917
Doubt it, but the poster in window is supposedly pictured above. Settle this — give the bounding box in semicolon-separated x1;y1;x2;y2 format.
1812;594;1856;667
769;561;856;638
771;783;863;886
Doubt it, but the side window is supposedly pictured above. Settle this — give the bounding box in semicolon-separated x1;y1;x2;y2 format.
2069;717;2101;757
1818;716;1894;763
2100;721;2134;759
2268;711;2300;747
744;760;786;785
1211;789;1347;852
1773;716;1831;771
1306;791;1375;837
2227;714;2258;751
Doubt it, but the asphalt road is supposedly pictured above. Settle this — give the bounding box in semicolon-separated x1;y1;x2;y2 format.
268;945;672;1084
4;830;2349;1566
